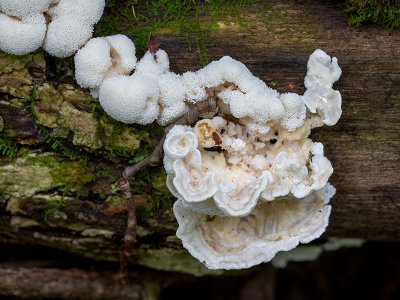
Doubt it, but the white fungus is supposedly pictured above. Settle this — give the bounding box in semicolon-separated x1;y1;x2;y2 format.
303;85;342;126
98;74;160;125
44;16;94;58
0;0;52;18
0;0;105;57
74;34;137;95
174;183;335;270
304;49;342;89
0;13;46;55
157;48;342;269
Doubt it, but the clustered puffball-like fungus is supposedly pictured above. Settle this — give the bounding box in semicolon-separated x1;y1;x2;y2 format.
0;0;105;57
76;40;189;126
74;34;137;98
158;48;342;269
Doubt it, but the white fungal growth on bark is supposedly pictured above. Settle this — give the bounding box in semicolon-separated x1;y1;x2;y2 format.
0;0;105;57
160;48;342;270
72;36;342;270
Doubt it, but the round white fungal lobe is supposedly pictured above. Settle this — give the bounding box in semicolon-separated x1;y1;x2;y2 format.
105;34;137;74
44;16;93;57
50;0;105;24
304;49;342;89
74;37;111;88
0;13;46;55
164;156;175;176
303;86;342;126
135;49;170;78
181;71;207;103
98;74;159;125
280;93;306;131
163;125;198;160
166;175;181;198
0;0;52;17
74;34;137;90
275;152;308;184
173;183;333;270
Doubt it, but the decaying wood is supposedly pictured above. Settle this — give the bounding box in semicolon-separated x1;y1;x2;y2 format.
0;1;399;283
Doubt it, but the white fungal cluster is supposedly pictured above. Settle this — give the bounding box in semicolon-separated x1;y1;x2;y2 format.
75;40;341;269
0;0;343;272
79;40;190;126
161;49;342;269
0;0;105;57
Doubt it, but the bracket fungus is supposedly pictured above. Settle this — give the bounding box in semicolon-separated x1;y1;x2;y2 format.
0;0;105;57
76;37;342;269
162;49;341;269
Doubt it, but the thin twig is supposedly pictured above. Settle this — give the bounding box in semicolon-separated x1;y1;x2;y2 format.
117;177;136;277
117;96;218;277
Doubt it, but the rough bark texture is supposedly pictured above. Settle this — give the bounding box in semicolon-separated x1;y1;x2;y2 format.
0;0;399;295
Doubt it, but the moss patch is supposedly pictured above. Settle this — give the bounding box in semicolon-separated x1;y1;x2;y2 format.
95;0;261;65
0;152;91;201
343;0;400;31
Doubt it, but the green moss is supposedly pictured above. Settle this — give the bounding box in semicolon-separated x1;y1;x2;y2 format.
95;0;261;65
343;0;400;31
0;153;91;202
0;137;19;158
0;51;44;98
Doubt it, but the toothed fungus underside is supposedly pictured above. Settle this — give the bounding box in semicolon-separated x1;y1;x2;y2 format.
0;0;105;57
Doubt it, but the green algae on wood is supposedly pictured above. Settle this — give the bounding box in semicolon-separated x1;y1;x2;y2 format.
0;152;91;200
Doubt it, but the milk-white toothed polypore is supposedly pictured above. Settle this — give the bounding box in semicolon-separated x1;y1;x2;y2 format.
74;40;342;269
0;0;105;57
166;48;341;269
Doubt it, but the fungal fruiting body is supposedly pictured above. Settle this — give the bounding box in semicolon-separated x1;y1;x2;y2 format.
0;0;105;57
74;41;341;269
162;49;341;269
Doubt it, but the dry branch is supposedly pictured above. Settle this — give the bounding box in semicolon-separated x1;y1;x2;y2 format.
117;97;218;275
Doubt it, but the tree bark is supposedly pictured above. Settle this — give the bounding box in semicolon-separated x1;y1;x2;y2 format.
0;0;399;290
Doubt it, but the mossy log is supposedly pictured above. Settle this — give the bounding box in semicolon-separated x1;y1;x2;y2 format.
0;0;399;290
